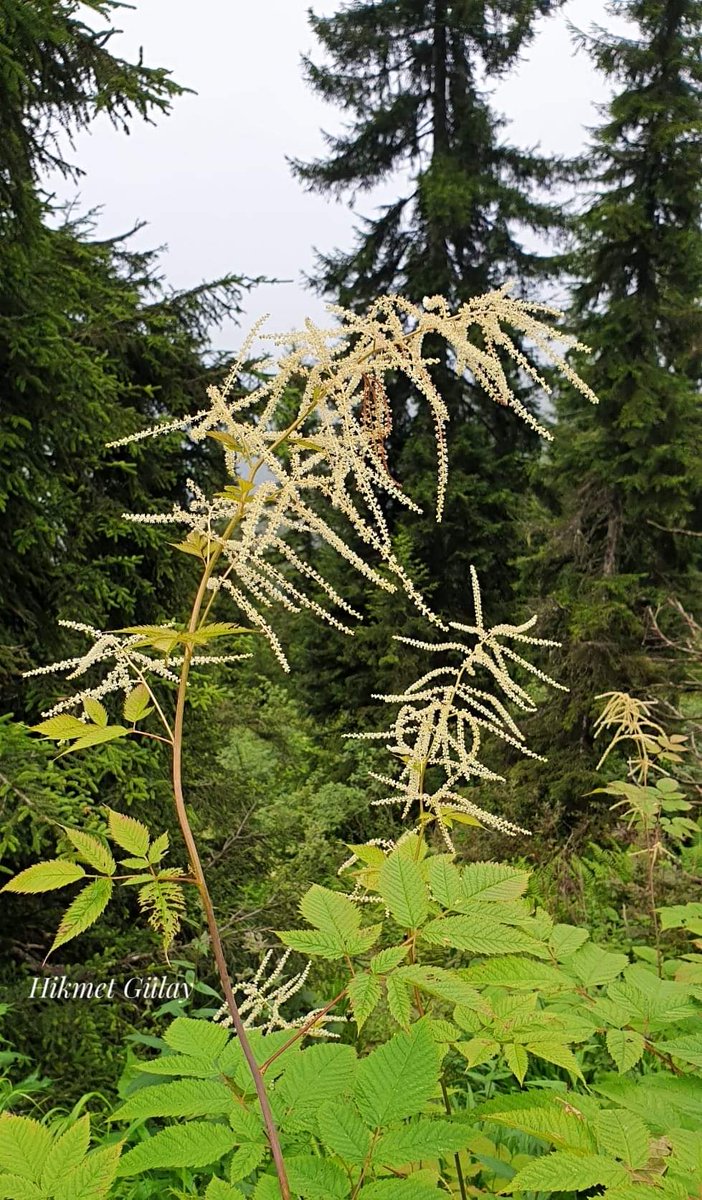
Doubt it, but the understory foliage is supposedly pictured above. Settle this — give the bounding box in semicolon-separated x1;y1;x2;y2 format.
1;286;700;1199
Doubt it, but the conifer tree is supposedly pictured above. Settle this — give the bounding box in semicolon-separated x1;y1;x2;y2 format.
0;1;253;711
290;0;567;709
519;0;702;829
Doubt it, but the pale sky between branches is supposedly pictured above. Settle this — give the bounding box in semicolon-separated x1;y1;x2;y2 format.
52;1;630;350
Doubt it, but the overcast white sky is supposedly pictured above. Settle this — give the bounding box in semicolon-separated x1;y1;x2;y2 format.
51;0;623;349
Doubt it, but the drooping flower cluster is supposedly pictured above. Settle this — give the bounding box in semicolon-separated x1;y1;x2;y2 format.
24;619;251;721
106;289;596;671
346;567;567;851
213;949;343;1038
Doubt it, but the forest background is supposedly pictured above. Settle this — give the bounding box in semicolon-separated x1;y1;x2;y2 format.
0;0;700;1116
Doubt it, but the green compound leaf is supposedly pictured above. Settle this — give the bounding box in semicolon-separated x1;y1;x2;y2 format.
422;915;544;955
595;1109;650;1169
378;853;429;928
55;724;129;757
286;1154;350;1199
475;1093;597;1153
276;1043;357;1128
30;714;88;740
163;1016;231;1061
426;855;463;908
461;861;530;902
395;964;483;1009
606;1028;645;1073
0;1176;43;1199
358;1181;443;1199
563;943;629;987
503;1150;628;1193
50;877;113;952
354;1020;439;1127
123;683;153;723
56;1142;122;1199
317;1103;371;1166
40;1116;90;1193
1;860;86;894
110;1078;235;1122
525;1041;584;1082
64;829;116;876
0;1114;53;1180
347;972;382;1031
373;1117;474;1168
228;1143;267;1183
370;946;408;974
83;697;108;727
299;884;361;938
116;1121;236;1175
206;1181;245;1200
105;807;150;856
386;974;412;1029
503;1042;529;1084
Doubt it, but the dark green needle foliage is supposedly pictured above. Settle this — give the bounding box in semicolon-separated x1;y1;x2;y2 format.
289;0;569;711
520;0;702;829
0;0;256;713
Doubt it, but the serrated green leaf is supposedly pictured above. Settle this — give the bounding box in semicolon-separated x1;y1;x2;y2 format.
525;1041;584;1081
373;1118;474;1168
123;684;153;723
228;1142;267;1183
105;808;150;856
354;1020;439;1127
1;860;86;894
50;878;113;951
138;879;185;951
147;830;169;863
461;861;530;902
503;1042;529;1084
504;1150;628;1193
358;1180;445;1199
276;929;348;959
64;829;115;875
55;1142;122;1199
83;698;108;727
656;1035;702;1068
347;972;382;1031
277;1043;357;1129
370;946;408;974
422;915;543;955
595;1109;650;1169
0;1176;43;1199
286;1154;350;1199
396;965;483;1009
564;943;628;987
468;955;569;991
378;853;429;928
0;1115;52;1180
457;1037;500;1068
606;1029;645;1073
163;1016;230;1061
317;1103;370;1165
299;884;360;937
477;1094;597;1153
228;1107;266;1144
41;1116;91;1193
427;856;463;908
206;1181;245;1200
111;1078;234;1122
549;924;590;961
117;1121;236;1175
55;724;129;757
386;974;412;1028
30;714;88;740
